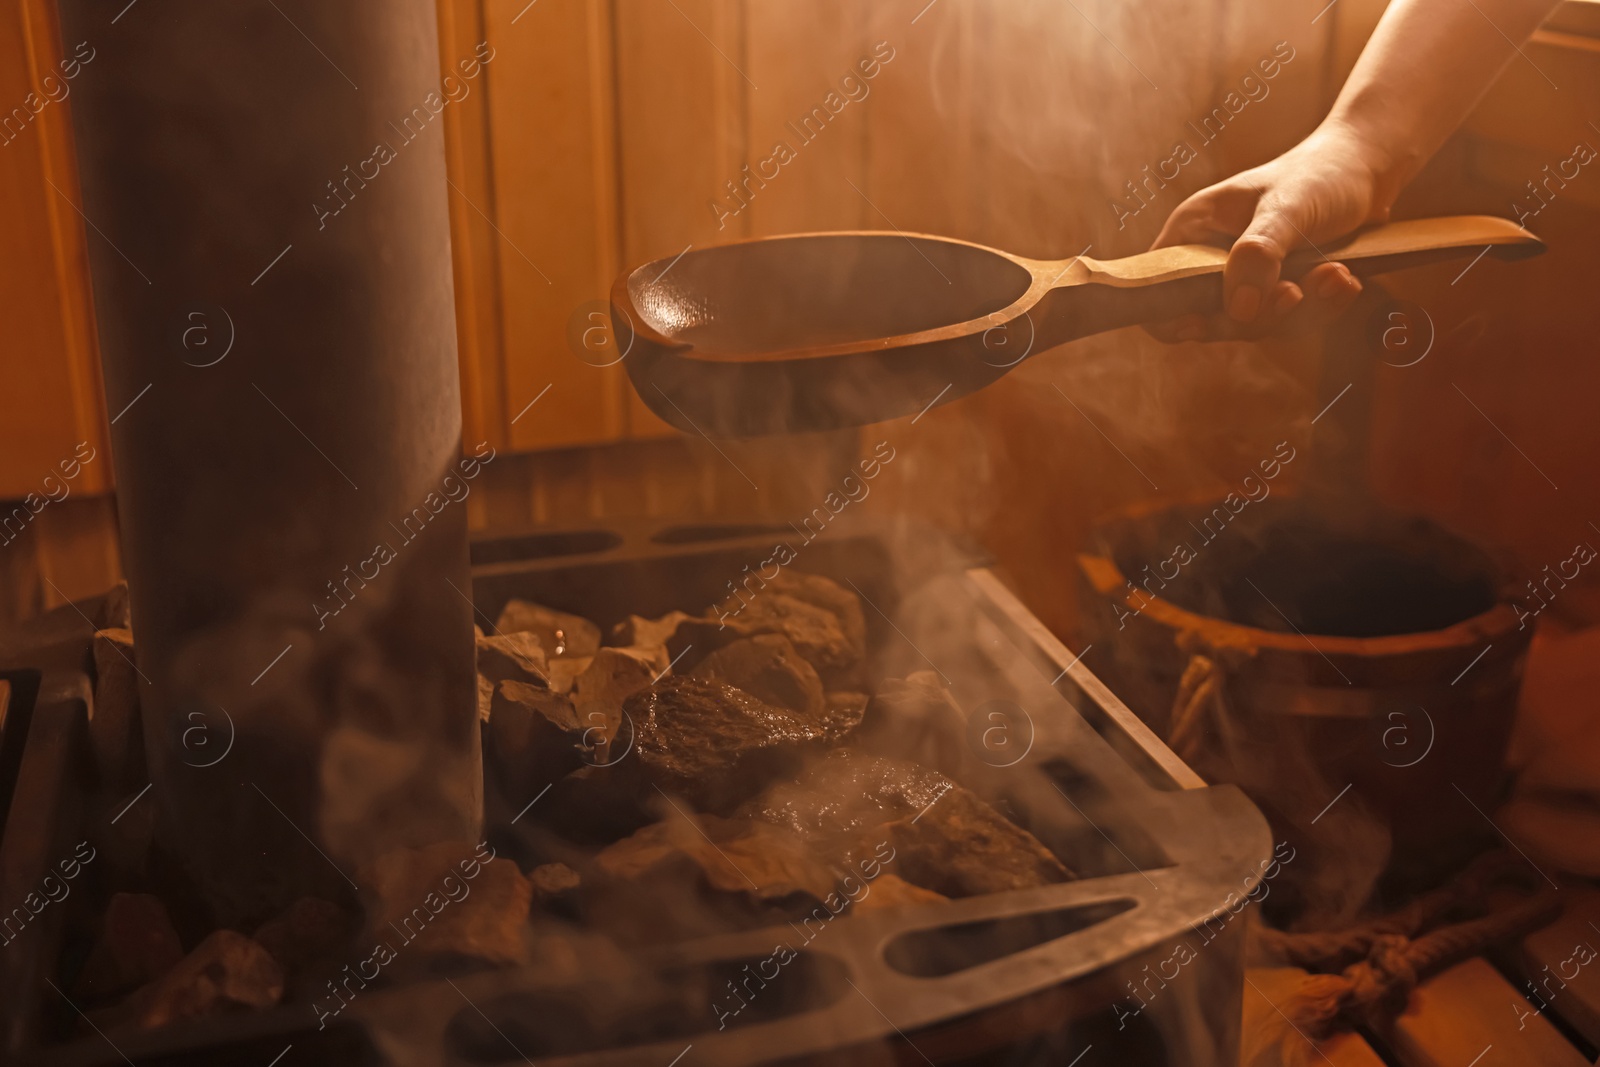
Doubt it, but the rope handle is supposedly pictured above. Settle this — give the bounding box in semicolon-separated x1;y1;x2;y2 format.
1168;652;1225;767
1256;851;1560;1037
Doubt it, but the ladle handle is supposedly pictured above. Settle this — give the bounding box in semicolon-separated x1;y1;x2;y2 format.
1043;212;1542;337
1067;215;1543;327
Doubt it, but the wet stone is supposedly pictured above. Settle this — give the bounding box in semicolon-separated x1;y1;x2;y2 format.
627;677;861;813
494;599;601;658
690;633;825;716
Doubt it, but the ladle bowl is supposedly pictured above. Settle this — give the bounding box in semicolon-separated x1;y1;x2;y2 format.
611;216;1543;437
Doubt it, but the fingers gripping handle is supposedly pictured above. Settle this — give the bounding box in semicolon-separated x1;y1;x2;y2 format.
1079;215;1544;290
1058;215;1544;332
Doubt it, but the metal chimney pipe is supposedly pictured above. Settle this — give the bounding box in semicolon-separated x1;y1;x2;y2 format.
57;0;480;922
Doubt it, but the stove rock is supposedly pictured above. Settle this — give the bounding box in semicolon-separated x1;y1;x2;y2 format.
627;677;864;812
741;749;1073;896
495;599;602;658
690;633;825;716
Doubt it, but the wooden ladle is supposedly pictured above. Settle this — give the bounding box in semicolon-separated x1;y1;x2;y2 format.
611;216;1542;437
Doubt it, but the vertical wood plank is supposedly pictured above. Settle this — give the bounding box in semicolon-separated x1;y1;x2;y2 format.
1327;0;1391;111
612;0;747;439
860;0;977;242
0;0;110;499
436;0;505;465
613;0;748;259
483;0;624;451
741;0;871;236
1204;6;1336;184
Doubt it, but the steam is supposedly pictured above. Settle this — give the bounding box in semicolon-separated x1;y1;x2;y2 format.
853;0;1333;506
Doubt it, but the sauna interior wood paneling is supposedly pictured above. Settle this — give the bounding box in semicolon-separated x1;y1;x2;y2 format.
6;0;1600;637
1367;7;1600;626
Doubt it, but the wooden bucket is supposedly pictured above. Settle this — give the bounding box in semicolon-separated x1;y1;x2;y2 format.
1076;495;1532;909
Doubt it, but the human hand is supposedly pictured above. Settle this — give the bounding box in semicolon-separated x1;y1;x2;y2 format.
1148;122;1391;342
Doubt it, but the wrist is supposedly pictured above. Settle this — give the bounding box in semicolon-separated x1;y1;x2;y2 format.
1310;115;1413;217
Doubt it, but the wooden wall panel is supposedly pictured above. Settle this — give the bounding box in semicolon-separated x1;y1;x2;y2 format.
1204;2;1337;184
466;432;863;532
437;0;506;480
483;0;625;451
1464;26;1600;170
740;0;871;236
1326;0;1391;109
0;0;108;500
1361;17;1600;626
612;0;748;439
10;0;1592;646
859;0;978;244
613;0;749;257
967;0;1226;259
